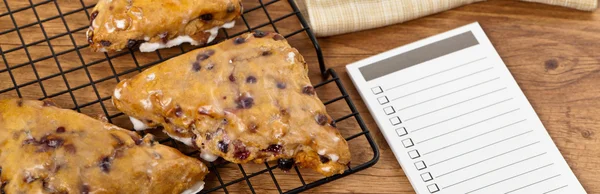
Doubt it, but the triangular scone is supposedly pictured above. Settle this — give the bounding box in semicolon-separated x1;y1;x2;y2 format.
112;32;351;176
0;99;208;194
87;0;242;52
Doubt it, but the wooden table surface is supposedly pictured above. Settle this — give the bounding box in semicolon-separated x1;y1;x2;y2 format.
1;0;599;193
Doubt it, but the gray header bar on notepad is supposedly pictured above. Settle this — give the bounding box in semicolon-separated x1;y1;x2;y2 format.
359;31;479;81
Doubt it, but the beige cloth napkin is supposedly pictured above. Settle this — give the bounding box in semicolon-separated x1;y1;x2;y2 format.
296;0;598;37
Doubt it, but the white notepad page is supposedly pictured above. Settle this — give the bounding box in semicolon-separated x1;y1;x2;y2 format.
346;23;585;194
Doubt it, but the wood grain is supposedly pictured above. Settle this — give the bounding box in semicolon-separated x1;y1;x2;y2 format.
1;0;600;193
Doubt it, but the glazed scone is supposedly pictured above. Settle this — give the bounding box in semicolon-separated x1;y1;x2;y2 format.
112;31;351;176
0;99;209;194
87;0;242;52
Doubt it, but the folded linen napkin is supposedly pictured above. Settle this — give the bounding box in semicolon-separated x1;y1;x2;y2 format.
296;0;598;37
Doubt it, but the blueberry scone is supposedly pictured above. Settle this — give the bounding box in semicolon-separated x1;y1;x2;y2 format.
112;32;351;176
0;99;208;194
87;0;242;52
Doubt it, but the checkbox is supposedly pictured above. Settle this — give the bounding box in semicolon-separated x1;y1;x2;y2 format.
421;172;433;182
377;96;389;105
371;86;383;95
383;106;395;115
402;138;414;148
395;127;407;137
390;116;402;125
415;161;427;170
427;184;439;193
408;150;420;159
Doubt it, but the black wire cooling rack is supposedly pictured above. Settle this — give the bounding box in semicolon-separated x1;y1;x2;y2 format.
0;0;379;193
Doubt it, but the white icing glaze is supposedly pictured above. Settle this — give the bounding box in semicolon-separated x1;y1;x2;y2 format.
92;18;100;29
105;22;115;33
139;42;161;52
98;47;107;52
198;105;213;113
131;10;143;19
164;131;193;146
28;164;46;171
328;154;339;162
86;27;92;41
200;151;218;162
115;19;126;29
168;35;199;47
332;136;340;142
139;21;235;52
287;52;295;63
129;117;149;131
274;131;283;139
222;21;236;29
146;73;155;81
160;97;172;107
228;59;233;64
204;21;236;44
318;149;326;155
140;99;152;110
204;27;219;44
113;88;121;99
139;36;199;52
321;166;331;172
181;181;205;194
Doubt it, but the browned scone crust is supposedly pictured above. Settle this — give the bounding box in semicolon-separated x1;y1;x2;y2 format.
87;0;242;52
0;99;208;194
112;32;351;176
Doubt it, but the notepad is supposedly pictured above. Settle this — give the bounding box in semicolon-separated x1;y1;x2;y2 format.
346;22;586;194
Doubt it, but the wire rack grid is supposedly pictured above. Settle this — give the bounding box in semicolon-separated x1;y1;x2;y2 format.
0;0;379;193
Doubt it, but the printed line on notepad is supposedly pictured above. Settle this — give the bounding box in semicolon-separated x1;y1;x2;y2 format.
430;130;533;166
443;152;548;190
391;67;494;101
464;163;554;194
436;140;539;178
405;87;507;122
385;57;487;91
411;98;514;133
543;185;569;194
397;77;500;111
505;174;561;194
421;118;525;154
